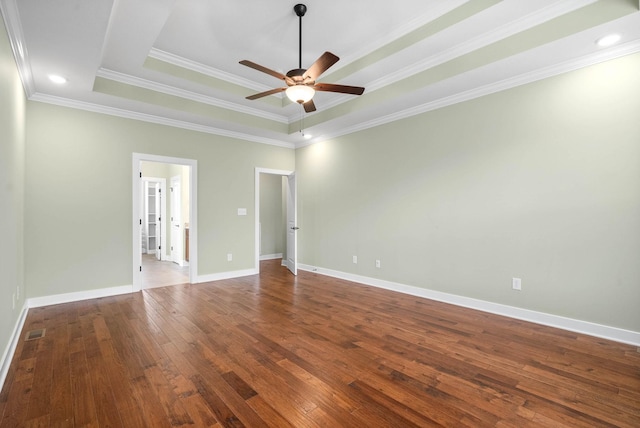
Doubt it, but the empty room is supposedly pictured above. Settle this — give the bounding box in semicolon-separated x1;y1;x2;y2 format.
1;0;639;426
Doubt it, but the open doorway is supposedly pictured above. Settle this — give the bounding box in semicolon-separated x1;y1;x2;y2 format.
132;153;198;292
255;168;296;274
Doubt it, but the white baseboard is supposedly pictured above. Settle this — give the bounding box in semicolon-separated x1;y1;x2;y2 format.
260;253;283;261
27;284;133;308
0;303;29;393
197;268;258;283
298;264;640;347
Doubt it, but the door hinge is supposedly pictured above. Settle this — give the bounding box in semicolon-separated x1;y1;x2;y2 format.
139;172;142;178
158;245;161;250
139;266;142;272
139;219;142;225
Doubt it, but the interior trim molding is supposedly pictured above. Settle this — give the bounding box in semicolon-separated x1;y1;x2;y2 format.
27;93;296;149
197;268;258;284
0;303;28;393
148;48;272;93
27;285;133;309
298;264;640;347
260;253;283;261
96;68;289;124
296;39;640;149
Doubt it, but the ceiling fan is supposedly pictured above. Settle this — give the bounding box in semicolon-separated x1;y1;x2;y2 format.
240;3;365;113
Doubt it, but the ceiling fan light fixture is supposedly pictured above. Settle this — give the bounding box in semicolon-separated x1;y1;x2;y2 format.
286;85;315;104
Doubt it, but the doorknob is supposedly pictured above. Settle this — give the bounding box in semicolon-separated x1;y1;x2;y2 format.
291;226;299;230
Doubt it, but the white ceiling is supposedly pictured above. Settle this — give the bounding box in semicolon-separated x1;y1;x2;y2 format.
2;0;640;148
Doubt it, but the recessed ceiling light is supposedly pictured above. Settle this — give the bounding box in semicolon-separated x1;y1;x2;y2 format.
596;34;621;47
48;74;67;84
303;133;312;140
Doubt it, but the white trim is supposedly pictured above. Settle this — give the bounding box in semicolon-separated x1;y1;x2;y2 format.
298;264;640;347
27;285;133;308
28;93;295;149
357;0;598;95
260;253;283;261
148;48;273;94
0;303;28;393
197;268;258;283
0;0;35;96
96;68;288;124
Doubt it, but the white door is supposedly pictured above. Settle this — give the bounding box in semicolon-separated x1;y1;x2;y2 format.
286;173;297;275
170;176;182;265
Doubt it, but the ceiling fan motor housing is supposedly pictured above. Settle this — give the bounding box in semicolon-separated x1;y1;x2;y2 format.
293;4;307;17
286;68;310;85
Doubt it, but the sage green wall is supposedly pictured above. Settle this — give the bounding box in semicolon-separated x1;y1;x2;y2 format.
0;17;25;363
259;174;285;257
24;102;294;298
296;53;640;332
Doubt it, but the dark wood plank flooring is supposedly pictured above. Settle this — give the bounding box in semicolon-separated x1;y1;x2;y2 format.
1;259;638;427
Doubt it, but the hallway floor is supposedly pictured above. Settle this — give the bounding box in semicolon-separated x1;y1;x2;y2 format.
141;253;189;289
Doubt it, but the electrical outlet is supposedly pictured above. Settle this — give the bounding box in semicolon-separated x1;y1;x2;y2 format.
353;255;358;264
512;277;522;291
227;253;233;261
375;260;381;268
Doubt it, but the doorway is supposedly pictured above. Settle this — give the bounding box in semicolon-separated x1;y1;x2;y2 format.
255;168;296;275
132;153;198;292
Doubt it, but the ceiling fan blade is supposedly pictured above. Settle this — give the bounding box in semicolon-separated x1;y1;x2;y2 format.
303;52;339;81
246;87;286;100
240;60;289;82
303;99;316;113
313;82;365;95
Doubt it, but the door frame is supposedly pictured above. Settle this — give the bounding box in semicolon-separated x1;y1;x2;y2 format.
169;174;184;266
254;168;296;274
132;153;198;292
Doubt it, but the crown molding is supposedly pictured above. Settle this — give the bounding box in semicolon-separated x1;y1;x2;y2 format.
314;0;597;113
28;92;295;149
0;0;35;96
364;0;597;94
148;48;273;93
96;68;289;124
298;39;640;148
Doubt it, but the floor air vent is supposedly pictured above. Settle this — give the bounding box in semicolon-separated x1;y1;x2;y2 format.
25;329;46;341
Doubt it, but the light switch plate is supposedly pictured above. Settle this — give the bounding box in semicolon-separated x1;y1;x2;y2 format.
512;277;522;291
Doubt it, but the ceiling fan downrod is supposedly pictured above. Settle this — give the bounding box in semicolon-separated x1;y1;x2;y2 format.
293;4;307;70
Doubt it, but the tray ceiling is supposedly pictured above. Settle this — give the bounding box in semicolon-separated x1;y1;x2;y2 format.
2;0;640;148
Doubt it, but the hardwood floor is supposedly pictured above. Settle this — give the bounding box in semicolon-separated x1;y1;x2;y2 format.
1;259;638;427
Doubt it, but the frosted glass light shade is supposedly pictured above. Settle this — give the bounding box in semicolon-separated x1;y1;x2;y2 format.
286;85;315;104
